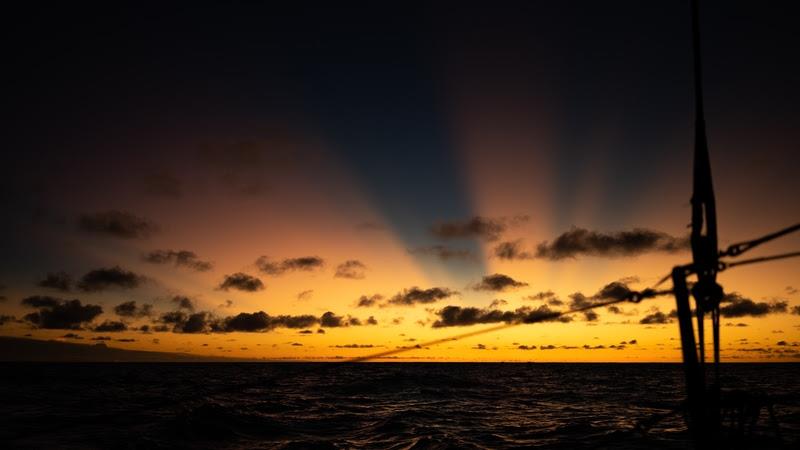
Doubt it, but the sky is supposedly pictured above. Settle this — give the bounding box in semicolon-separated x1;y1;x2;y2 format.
2;1;798;361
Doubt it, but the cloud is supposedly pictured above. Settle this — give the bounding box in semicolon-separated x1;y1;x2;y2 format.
489;299;508;308
332;344;379;349
719;292;788;318
429;215;527;242
335;260;367;279
61;333;83;339
21;295;62;308
92;321;128;332
78;210;158;239
639;309;673;324
158;311;213;333
493;240;533;260
256;256;324;275
37;272;72;292
170;295;196;311
296;290;314;301
432;304;570;328
356;294;383;308
143;250;213;272
535;227;689;260
218;273;264;292
387;287;458;306
792;305;800;315
77;266;144;292
0;315;17;325
21;297;103;329
786;286;798;295
113;301;153;318
472;274;528;292
408;246;476;262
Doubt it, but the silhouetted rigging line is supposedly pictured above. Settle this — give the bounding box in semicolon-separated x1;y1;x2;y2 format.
719;223;800;258
345;289;673;363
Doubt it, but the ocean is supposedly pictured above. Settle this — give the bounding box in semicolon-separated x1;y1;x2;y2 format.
1;363;798;449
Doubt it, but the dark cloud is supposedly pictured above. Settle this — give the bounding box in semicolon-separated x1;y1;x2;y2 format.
387;287;458;306
171;295;195;311
219;311;317;332
22;298;103;329
334;260;367;279
408;245;476;262
489;299;508;308
114;301;153;318
786;286;798;295
473;274;528;292
158;310;212;333
792;305;800;315
432;304;570;328
256;256;324;275
517;345;536;350
77;266;144;292
143;250;213;272
218;273;264;292
0;315;17;325
61;333;83;339
430;215;528;242
640;310;673;324
719;292;787;318
493;240;533;260
535;227;689;260
21;295;61;308
37;271;72;292
332;344;378;348
91;336;112;341
296;290;313;301
356;294;383;308
92;321;128;332
320;311;358;328
366;316;378;325
78;210;158;239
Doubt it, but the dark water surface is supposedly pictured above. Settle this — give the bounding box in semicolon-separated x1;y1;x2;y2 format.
1;363;798;449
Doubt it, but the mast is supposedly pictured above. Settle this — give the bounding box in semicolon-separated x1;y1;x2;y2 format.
675;0;724;441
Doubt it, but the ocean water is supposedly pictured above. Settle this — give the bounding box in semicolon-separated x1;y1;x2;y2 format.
0;363;798;449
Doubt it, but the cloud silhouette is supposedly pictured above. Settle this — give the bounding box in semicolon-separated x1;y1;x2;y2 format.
218;273;264;292
113;301;153;318
472;274;528;292
143;250;213;271
387;287;457;306
77;266;144;292
170;295;196;311
432;304;570;328
639;309;673;324
335;260;367;279
78;211;157;239
21;297;103;329
408;245;476;262
356;294;383;307
37;272;72;292
719;292;787;318
535;227;689;260
256;256;324;275
92;321;128;332
430;216;528;242
493;240;533;260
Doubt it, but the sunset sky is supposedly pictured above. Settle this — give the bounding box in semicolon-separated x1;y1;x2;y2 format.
2;1;798;361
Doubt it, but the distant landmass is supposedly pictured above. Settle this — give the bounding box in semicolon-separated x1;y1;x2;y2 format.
0;336;253;362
